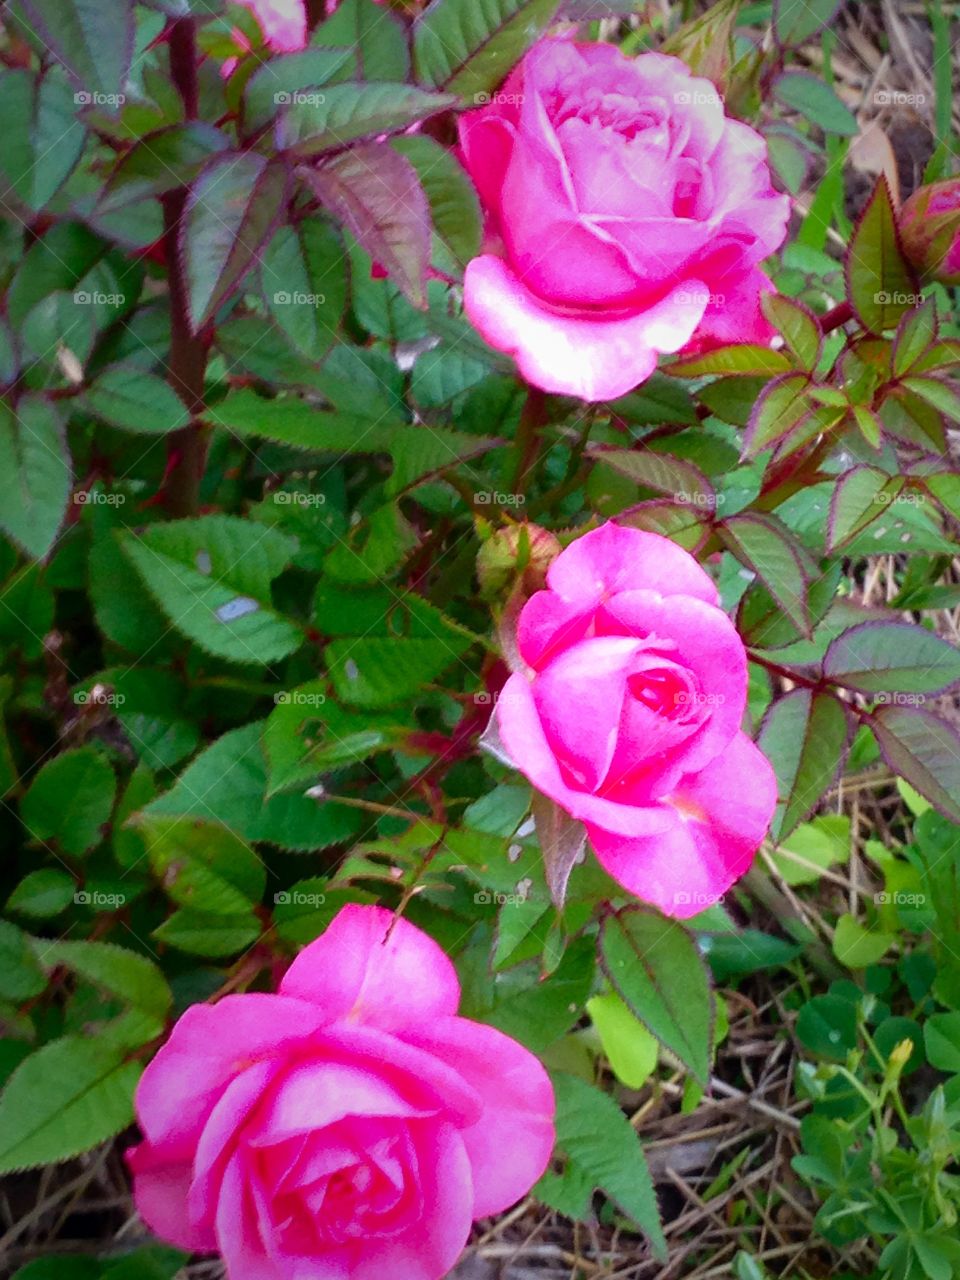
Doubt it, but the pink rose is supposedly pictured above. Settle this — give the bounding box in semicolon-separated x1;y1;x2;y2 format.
234;0;307;52
128;905;554;1280
494;523;776;917
459;40;790;401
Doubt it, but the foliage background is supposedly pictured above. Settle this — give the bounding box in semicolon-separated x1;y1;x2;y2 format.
2;0;960;1278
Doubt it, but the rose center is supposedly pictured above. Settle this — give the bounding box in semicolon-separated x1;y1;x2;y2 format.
626;668;697;720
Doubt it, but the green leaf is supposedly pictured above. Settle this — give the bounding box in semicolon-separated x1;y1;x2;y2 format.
260;220;347;361
99;122;230;212
760;294;822;370
742;372;813;457
719;512;811;635
0;919;47;1001
833;914;894;968
0;395;70;561
924;1012;960;1072
414;0;562;99
278;83;456;157
902;374;960;421
773;70;858;135
142;722;362;852
10;0;134;98
313;0;410;81
182;152;289;330
21;746;116;857
892;299;937;377
824;621;960;695
153;908;260;958
600;908;714;1086
758;690;853;842
587;448;716;510
587;992;659;1089
391;133;483;267
0;1036;141;1173
871;705;960;823
327;633;473;707
31;939;172;1019
119;515;302;665
243;48;353;130
669;344;793;378
264;682;404;792
301;143;431;308
6;869;76;919
826;465;897;551
138;816;266;914
845;177;917;334
82;364;190;434
773;0;841;46
0;68;85;211
549;1073;666;1259
772;814;850;886
795;992;858;1060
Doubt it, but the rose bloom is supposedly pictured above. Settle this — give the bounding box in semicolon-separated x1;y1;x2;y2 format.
494;523;777;916
128;905;554;1280
459;40;790;401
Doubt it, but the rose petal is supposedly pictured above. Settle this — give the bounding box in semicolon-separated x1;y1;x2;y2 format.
546;523;719;606
464;255;707;401
128;1144;215;1252
587;732;777;916
533;636;640;791
134;994;327;1156
279;904;460;1029
402;1017;555;1217
686;267;778;351
597;589;747;774
496;672;673;837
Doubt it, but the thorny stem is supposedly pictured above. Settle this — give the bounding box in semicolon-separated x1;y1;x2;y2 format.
160;17;210;516
509;386;549;496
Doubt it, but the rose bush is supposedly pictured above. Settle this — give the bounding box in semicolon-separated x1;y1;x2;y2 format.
493;523;777;917
127;905;555;1280
459;39;791;400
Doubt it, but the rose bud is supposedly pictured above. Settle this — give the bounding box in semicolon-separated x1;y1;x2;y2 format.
477;524;562;599
898;179;960;285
